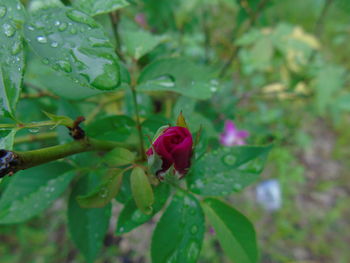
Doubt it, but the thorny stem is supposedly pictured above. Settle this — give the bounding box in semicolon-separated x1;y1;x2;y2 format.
10;138;123;174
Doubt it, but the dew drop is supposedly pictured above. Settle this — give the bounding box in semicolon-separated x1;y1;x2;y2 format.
36;36;48;44
99;188;108;198
66;9;97;28
56;60;72;73
11;41;22;55
42;58;49;65
119;227;125;233
0;6;7;18
27;25;35;31
28;128;40;133
54;20;61;26
224;155;236;166
51;41;58;48
3;23;15;37
58;22;68;31
187;242;200;261
233;183;242;191
190;225;198;234
69;27;77;34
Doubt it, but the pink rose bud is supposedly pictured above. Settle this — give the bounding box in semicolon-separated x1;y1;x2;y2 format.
146;126;193;176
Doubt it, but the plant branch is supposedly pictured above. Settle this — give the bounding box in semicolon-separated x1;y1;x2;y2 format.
314;0;334;39
0;121;56;130
1;138;124;177
219;0;270;77
131;86;146;161
15;132;57;145
109;11;125;62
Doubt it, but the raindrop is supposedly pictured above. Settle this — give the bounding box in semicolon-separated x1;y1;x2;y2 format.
36;36;48;44
54;20;60;26
56;60;72;73
27;25;35;31
233;183;242;191
3;23;15;37
42;58;49;65
58;22;68;32
190;225;198;234
224;155;236;166
187;242;200;261
28;128;40;133
66;9;97;28
69;27;77;34
16;3;21;10
11;41;22;55
0;6;6;18
210;86;217;92
119;227;125;233
99;188;108;198
51;41;58;48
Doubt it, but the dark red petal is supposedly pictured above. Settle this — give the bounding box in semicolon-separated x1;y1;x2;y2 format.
170;136;193;174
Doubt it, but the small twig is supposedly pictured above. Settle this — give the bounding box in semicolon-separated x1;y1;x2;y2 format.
219;0;270;77
131;86;146;161
14;132;57;145
109;11;125;62
314;0;334;39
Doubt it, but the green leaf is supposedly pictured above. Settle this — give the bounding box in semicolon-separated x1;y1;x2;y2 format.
130;167;154;215
24;56;105;100
28;0;64;12
86;115;136;142
116;183;170;234
23;7;121;91
0;129;16;149
0;0;25;118
315;65;345;115
0;162;73;224
77;168;123;208
137;58;216;100
68;174;111;263
102;147;135;167
122;29;165;59
44;111;74;127
187;145;271;196
202;198;258;263
73;0;129;16
151;191;205;263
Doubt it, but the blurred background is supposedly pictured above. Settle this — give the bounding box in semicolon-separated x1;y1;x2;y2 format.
1;0;350;262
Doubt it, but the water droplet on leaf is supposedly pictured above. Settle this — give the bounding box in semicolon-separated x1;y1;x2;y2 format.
191;225;198;234
66;9;97;28
224;155;236;165
3;23;15;37
36;36;48;44
51;41;58;48
99;188;108;198
0;6;7;18
56;60;72;73
58;22;67;31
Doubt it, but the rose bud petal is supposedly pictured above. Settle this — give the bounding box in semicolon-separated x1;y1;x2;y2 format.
146;126;193;177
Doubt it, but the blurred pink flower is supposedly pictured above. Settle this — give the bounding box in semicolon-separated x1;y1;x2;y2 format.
134;13;148;28
220;120;249;146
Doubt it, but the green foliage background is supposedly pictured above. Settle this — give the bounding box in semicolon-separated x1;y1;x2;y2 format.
1;0;350;262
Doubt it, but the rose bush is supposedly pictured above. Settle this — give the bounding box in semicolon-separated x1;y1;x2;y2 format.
146;126;193;175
